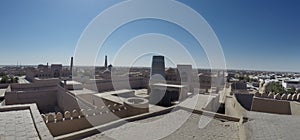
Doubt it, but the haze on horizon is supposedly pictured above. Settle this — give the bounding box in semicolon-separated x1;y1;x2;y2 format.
0;0;299;72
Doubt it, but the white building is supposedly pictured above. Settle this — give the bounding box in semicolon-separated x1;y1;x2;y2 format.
282;79;300;90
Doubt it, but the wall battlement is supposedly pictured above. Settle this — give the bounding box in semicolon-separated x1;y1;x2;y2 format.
42;104;128;124
255;92;300;102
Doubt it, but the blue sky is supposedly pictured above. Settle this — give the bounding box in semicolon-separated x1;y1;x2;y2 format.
0;0;299;72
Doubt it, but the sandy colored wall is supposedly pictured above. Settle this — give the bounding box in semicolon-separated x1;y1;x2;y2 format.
45;107;132;136
251;97;291;115
10;82;58;91
290;101;300;115
225;95;248;118
78;94;123;110
203;94;220;112
47;117;92;137
56;86;92;112
5;89;57;112
84;78;147;92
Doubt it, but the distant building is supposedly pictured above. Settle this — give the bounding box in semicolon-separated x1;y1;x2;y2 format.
25;63;71;82
231;81;247;90
282;79;300;90
151;55;166;79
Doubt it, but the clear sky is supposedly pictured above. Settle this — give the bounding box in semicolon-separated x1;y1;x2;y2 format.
0;0;299;72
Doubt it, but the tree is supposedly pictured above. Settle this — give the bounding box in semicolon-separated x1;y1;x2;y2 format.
287;86;296;94
0;75;9;83
14;77;19;83
265;82;285;94
0;75;18;83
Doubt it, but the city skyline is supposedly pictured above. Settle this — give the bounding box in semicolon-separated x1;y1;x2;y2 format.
0;0;299;72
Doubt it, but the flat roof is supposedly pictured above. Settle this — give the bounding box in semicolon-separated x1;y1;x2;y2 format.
83;109;239;140
244;111;300;140
0;110;40;139
0;104;53;139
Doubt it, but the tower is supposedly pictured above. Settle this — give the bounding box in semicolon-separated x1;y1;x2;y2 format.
151;55;166;79
149;55;166;100
104;55;108;68
70;57;73;74
177;64;193;91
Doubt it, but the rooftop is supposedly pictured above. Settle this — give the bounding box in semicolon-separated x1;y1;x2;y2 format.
83;109;239;140
0;104;53;139
244;111;300;140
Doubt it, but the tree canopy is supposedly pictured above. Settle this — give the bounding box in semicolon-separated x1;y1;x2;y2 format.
0;75;19;83
265;82;286;94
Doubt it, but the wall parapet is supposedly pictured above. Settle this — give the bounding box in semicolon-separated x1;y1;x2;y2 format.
254;92;300;102
42;105;128;124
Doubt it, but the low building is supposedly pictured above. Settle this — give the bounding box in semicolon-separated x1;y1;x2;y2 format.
282;79;300;90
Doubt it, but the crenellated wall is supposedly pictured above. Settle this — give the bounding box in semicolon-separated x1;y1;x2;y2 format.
254;92;300;102
42;104;141;137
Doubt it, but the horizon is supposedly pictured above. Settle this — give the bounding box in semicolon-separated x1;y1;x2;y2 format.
0;0;299;72
1;64;299;74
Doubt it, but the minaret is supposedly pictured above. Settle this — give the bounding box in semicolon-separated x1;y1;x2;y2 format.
151;55;166;78
104;55;108;68
70;57;73;73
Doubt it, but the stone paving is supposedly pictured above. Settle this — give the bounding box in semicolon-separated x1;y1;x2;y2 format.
0;109;40;140
84;109;240;140
244;111;300;140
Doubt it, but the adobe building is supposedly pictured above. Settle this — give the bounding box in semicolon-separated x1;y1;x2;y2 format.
149;83;188;107
0;55;233;139
151;55;166;79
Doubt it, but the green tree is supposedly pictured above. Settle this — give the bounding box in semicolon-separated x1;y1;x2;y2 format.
0;75;19;83
287;86;296;94
0;75;9;83
265;82;285;94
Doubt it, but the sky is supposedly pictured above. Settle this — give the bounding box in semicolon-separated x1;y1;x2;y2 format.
0;0;299;72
